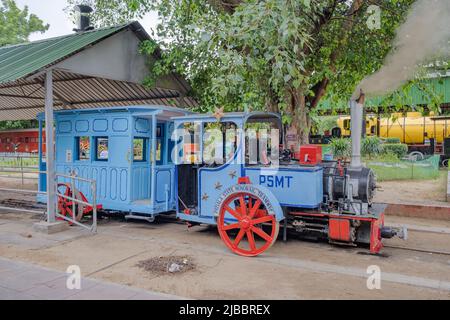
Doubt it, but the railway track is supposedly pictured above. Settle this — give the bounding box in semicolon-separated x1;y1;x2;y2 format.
383;224;450;256
384;244;450;256
2;197;450;256
0;198;46;212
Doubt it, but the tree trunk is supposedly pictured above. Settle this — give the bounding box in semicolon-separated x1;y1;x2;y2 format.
288;88;310;150
295;98;311;146
265;98;278;113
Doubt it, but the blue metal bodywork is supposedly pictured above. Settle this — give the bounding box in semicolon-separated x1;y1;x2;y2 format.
38;105;191;216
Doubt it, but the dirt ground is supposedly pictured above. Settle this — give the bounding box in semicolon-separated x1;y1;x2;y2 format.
0;209;449;300
1;177;450;299
374;171;448;207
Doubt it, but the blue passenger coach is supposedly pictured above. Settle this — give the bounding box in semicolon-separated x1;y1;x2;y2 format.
38;106;191;217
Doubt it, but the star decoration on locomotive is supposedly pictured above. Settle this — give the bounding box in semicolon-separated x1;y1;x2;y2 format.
213;107;224;122
228;170;237;179
215;182;223;190
202;193;209;201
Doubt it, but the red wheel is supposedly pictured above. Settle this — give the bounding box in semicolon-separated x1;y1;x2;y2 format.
217;192;279;257
57;183;84;225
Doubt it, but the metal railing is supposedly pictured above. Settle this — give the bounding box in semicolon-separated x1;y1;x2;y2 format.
0;155;40;185
0;160;98;232
55;172;98;232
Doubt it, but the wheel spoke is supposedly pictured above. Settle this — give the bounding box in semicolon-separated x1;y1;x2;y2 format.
224;205;242;220
65;207;73;217
222;223;240;231
251;215;273;225
64;187;71;196
218;192;279;257
248;199;262;219
233;229;246;247
251;226;272;242
247;230;256;251
239;196;247;216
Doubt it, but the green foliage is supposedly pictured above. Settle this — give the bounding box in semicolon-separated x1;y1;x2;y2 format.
372;151;400;162
64;0;151;27
0;120;38;130
383;137;401;144
329;138;351;159
330;136;384;159
361;136;381;158
0;156;38;168
0;1;48;129
0;0;49;46
381;143;408;159
311;116;338;135
69;0;415;122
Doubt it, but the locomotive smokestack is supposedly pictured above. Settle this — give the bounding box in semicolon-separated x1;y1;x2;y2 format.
350;90;365;169
73;5;94;32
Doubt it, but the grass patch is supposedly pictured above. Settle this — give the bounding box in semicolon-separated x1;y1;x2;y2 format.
366;155;440;181
0;156;39;168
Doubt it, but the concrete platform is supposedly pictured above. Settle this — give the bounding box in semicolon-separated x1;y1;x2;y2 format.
385;203;450;221
0;257;184;300
33;221;69;234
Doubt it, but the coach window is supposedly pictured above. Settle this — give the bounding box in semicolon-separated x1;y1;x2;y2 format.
245;118;281;166
76;136;90;161
133;138;148;162
95;137;109;161
153;125;164;165
180;122;202;164
203;122;238;166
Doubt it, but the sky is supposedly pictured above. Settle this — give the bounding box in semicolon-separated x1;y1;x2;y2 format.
15;0;159;42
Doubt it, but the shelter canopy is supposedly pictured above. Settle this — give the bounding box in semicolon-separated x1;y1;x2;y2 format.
0;21;197;121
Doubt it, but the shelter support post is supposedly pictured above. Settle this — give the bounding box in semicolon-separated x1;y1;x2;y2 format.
45;70;57;223
150;114;157;206
34;70;68;234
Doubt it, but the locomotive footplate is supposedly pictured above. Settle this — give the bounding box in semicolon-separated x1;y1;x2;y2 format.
287;203;404;254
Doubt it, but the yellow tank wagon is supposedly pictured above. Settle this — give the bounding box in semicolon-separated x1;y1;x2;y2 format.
335;112;450;144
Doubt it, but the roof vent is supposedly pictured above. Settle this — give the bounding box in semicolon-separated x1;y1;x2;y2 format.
73;5;94;32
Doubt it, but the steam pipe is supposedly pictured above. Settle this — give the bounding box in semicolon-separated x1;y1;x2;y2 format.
350;90;365;169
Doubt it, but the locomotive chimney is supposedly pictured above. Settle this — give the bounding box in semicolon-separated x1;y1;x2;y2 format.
350;90;365;169
73;5;94;32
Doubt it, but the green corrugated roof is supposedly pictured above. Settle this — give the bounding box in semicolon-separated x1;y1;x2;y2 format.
0;24;130;85
318;75;450;111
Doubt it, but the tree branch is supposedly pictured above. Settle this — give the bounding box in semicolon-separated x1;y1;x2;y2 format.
308;0;367;108
208;0;242;14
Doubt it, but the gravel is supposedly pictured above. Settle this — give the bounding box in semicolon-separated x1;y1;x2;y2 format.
136;255;195;275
